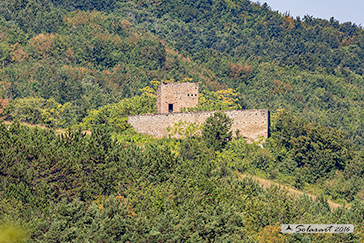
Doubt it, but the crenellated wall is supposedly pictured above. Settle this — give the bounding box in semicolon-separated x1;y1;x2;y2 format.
128;109;269;140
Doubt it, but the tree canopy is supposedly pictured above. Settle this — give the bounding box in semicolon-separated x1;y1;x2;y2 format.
1;0;364;241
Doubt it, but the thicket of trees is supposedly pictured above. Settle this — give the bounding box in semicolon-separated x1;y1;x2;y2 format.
1;115;364;242
1;0;364;241
0;0;364;146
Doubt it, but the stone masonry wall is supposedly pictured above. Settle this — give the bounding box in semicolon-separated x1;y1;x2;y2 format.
157;82;199;113
128;109;269;140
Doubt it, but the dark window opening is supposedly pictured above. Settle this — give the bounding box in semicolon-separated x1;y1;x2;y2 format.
168;104;173;112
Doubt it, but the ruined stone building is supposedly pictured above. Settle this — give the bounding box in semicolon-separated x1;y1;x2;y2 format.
157;82;199;113
128;82;270;140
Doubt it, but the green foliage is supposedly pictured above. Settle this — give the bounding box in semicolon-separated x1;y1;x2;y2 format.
4;97;71;128
4;97;45;124
0;119;364;241
186;88;241;112
114;129;157;145
167;120;202;139
33;195;248;242
41;99;72;127
80;93;156;132
216;138;249;172
1;0;364;241
271;109;353;185
0;42;10;65
202;112;233;151
179;137;215;162
0;0;363;148
0;224;28;243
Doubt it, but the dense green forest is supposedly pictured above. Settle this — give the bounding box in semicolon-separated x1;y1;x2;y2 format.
1;0;364;241
1;115;364;242
1;0;364;144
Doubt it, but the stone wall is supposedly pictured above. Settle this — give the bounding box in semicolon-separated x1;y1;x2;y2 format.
128;109;269;140
157;82;199;113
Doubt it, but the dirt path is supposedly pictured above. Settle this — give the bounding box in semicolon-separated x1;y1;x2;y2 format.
238;173;342;209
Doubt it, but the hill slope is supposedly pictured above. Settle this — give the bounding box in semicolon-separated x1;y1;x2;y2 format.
1;1;364;241
1;0;364;146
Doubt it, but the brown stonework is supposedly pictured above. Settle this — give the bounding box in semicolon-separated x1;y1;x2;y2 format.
128;109;269;141
157;82;199;113
130;82;269;141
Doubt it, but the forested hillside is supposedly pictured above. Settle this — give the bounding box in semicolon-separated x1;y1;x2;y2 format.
1;0;364;241
1;117;364;242
1;0;364;146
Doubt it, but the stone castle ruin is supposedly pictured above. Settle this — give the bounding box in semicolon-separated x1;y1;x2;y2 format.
128;82;270;140
157;82;199;113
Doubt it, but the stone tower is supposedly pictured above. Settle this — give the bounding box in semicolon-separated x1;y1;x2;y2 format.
156;82;199;113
